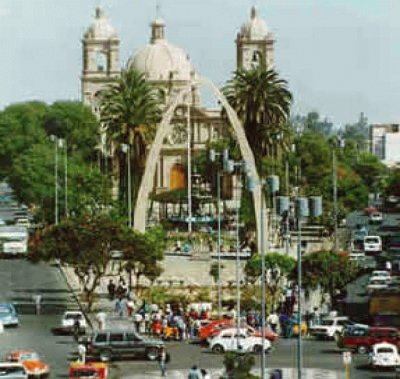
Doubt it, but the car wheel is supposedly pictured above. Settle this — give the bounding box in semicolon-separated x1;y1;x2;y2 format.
253;345;262;354
146;347;159;361
212;344;224;354
357;345;369;354
99;350;112;362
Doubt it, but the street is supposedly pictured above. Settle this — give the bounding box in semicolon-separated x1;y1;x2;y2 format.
0;259;398;378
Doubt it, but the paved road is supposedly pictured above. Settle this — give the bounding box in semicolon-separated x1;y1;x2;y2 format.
0;260;398;379
0;259;78;379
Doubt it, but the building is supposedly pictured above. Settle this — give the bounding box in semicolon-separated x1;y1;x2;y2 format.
370;123;400;167
81;6;274;223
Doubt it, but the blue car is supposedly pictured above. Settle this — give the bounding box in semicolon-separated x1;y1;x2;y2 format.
0;303;19;327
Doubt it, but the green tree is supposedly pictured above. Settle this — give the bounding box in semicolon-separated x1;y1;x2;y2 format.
223;68;293;164
341;112;369;147
43;101;100;161
99;69;162;212
245;252;296;311
30;215;124;311
221;351;259;379
119;226;165;293
300;251;360;304
9;143;111;223
0;102;48;178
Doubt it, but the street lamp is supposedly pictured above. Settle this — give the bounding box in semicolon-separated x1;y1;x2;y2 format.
223;151;250;349
332;137;345;252
121;144;132;228
50;135;64;225
209;148;225;318
246;175;279;379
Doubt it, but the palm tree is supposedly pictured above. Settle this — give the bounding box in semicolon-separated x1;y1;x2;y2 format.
99;69;161;217
223;68;293;164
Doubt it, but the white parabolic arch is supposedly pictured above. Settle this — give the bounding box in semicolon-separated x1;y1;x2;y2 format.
133;77;263;248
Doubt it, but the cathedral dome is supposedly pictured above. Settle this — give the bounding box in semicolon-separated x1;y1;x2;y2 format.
84;7;118;40
128;18;195;82
239;6;269;40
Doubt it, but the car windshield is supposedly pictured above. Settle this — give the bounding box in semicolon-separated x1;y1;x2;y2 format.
320;320;334;326
377;348;395;353
65;314;82;320
20;353;39;361
365;238;379;243
70;369;98;378
0;306;11;315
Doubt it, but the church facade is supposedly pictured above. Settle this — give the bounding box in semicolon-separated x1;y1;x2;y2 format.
80;6;274;218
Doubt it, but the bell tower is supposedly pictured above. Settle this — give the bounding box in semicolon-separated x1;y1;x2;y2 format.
81;7;120;109
236;6;274;71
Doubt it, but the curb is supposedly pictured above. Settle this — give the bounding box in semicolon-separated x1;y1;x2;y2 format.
57;262;94;330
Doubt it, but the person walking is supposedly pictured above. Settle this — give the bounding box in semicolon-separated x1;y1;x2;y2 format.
201;369;211;379
158;347;170;377
107;279;116;300
78;344;86;364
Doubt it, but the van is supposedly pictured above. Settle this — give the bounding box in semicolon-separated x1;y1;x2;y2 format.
364;236;382;254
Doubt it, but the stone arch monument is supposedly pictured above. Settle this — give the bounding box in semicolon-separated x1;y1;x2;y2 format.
133;77;263;248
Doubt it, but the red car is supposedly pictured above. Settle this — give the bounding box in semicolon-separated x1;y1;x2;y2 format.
337;326;400;354
198;319;234;342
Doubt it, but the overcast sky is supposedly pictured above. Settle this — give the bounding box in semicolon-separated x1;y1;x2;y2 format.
1;0;399;126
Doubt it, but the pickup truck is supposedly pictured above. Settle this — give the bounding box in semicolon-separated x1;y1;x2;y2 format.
309;316;355;340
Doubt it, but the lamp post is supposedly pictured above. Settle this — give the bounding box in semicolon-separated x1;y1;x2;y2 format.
247;175;278;379
332;137;345;252
121;144;132;228
50;135;64;225
209;149;225;318
187;99;192;234
223;152;249;350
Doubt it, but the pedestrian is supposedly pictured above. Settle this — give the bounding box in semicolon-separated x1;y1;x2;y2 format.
95;311;106;330
127;297;134;317
32;294;42;315
115;298;123;317
386;260;392;274
107;279;116;300
267;312;279;333
78;344;86;364
188;365;201;379
201;369;211;379
73;317;81;341
158;346;170;377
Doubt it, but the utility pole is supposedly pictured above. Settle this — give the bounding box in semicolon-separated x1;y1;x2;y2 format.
187;100;192;234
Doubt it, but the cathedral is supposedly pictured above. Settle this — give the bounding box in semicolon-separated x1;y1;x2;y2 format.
80;6;274;224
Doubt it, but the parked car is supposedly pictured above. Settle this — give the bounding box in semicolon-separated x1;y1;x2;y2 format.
369;212;383;225
61;311;87;332
6;351;49;378
0;363;27;379
14;219;30;228
209;328;272;354
80;329;164;362
0;304;19;327
309;316;354;340
349;250;366;262
337;326;400;354
368;342;400;369
364;236;382;255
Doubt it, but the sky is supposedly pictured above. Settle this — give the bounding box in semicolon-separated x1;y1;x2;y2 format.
1;0;400;126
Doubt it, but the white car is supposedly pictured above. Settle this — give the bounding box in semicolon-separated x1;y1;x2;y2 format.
14;218;30;228
309;316;352;340
367;278;389;293
364;236;382;254
369;212;383;224
210;328;271;354
349;250;365;261
369;342;400;368
61;311;87;331
371;270;391;281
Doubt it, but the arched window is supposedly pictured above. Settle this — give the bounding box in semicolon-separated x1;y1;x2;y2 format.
96;50;107;72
